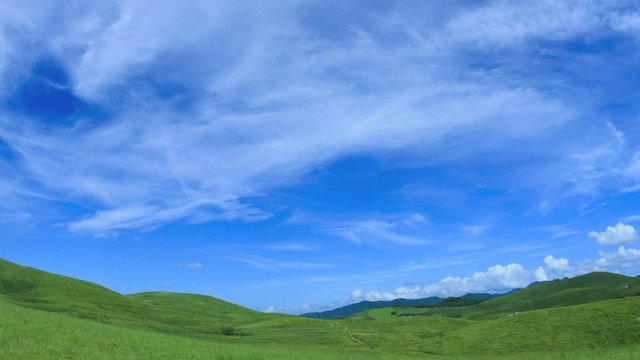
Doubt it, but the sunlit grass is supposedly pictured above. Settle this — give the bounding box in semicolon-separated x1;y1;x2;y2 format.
2;258;640;359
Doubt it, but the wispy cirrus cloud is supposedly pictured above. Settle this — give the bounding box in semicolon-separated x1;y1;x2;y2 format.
265;242;314;252
0;0;639;237
228;255;332;271
287;212;430;246
622;214;640;223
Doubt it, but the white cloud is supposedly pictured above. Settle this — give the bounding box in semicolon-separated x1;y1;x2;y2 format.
463;225;489;236
609;11;640;33
350;247;640;303
1;1;640;235
622;214;640;223
544;255;570;271
594;246;640;271
551;230;580;239
401;213;429;227
266;243;313;251
351;289;363;299
0;210;32;224
622;152;640;191
287;212;431;246
289;245;640;313
0;30;10;86
443;1;603;45
352;262;547;301
324;219;428;246
588;223;639;245
264;306;275;313
229;255;332;271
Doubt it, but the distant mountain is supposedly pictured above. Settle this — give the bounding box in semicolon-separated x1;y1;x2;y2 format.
301;297;441;319
301;293;503;319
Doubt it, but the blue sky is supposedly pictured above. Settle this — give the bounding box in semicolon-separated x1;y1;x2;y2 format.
1;1;640;313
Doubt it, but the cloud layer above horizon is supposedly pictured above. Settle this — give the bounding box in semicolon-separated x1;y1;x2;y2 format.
2;0;640;234
1;0;640;313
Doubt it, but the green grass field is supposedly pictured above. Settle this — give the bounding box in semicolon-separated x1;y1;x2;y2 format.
2;258;640;359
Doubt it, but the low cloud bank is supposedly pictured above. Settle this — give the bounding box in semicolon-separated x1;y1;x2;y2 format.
352;246;640;302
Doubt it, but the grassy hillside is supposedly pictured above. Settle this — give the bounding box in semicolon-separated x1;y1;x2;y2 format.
2;257;640;359
127;292;267;327
0;258;268;337
2;295;640;359
0;258;147;318
0;296;413;360
431;296;640;355
468;272;640;318
393;272;640;319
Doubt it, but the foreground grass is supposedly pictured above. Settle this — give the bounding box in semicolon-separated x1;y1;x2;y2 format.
3;258;640;359
2;297;640;360
0;298;420;360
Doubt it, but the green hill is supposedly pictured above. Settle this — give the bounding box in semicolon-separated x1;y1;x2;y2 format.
393;272;640;319
432;296;640;355
4;293;640;359
471;272;640;316
2;257;640;359
0;257;146;318
127;292;265;325
0;258;266;337
0;296;414;360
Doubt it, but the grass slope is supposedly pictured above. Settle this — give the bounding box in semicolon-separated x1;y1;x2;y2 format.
2;257;640;359
127;292;266;327
2;296;640;359
393;272;640;319
0;258;267;338
0;296;412;360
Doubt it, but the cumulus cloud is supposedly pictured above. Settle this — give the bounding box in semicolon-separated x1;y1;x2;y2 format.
544;255;570;270
350;247;640;302
594;246;640;271
588;223;639;245
352;262;547;301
